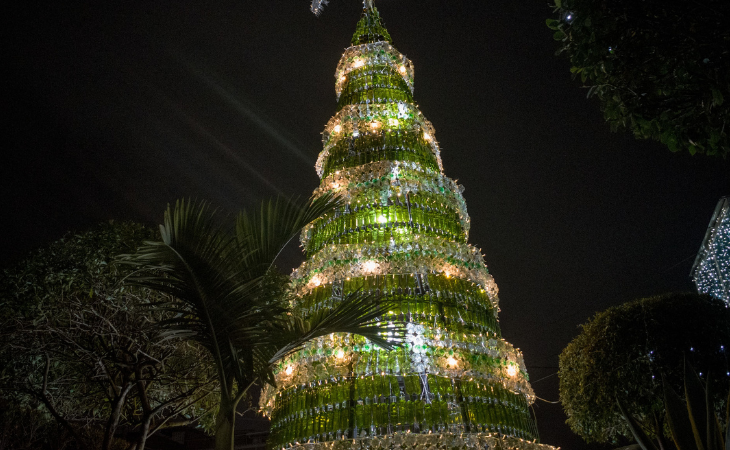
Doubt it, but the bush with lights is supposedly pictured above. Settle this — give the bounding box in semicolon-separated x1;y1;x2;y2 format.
558;292;730;445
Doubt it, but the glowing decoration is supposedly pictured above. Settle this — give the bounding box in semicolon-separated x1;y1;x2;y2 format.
263;4;555;450
692;197;729;305
362;260;379;273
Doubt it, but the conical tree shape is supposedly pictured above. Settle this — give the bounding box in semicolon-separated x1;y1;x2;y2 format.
261;8;556;450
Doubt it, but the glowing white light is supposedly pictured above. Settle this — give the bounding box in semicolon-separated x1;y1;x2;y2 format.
336;349;345;359
378;215;387;223
388;118;399;127
362;260;379;273
423;132;431;141
507;365;518;377
353;59;365;68
370;121;380;129
446;356;458;368
285;365;293;375
566;14;572;20
333;124;342;133
399;66;406;74
311;276;322;287
340;75;347;82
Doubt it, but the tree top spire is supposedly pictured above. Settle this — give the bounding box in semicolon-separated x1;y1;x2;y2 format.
351;4;392;45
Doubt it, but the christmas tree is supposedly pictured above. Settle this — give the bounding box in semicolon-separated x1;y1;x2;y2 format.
260;5;556;450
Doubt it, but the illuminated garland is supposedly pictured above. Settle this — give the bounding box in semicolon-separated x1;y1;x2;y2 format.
304;160;471;247
259;328;534;416
291;237;499;307
334;41;414;100
316;103;444;177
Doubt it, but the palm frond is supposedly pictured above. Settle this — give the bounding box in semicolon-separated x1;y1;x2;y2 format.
235;193;342;276
262;291;406;368
118;199;279;392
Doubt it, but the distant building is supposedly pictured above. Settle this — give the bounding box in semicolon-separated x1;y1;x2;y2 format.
691;196;730;305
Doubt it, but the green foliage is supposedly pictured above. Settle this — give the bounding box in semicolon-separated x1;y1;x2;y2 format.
547;0;730;157
619;364;729;450
558;293;730;444
0;222;216;450
120;197;405;450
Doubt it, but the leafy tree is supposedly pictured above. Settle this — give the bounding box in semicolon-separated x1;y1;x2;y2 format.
547;0;730;157
558;293;730;445
618;363;729;450
0;222;216;450
121;197;405;450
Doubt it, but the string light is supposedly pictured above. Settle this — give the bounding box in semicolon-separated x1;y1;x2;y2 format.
692;197;729;306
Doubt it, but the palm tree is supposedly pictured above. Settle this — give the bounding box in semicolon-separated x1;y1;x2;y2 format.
120;196;403;450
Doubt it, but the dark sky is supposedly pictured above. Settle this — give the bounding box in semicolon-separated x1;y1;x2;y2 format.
4;1;729;448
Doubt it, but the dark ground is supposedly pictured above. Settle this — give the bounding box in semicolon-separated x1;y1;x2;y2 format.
4;1;729;448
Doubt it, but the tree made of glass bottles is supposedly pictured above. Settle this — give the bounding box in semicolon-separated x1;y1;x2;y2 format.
260;7;556;450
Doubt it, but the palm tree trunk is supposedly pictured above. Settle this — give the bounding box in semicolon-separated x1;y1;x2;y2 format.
214;400;236;450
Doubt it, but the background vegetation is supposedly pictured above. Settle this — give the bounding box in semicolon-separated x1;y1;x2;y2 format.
559;292;730;444
548;0;730;157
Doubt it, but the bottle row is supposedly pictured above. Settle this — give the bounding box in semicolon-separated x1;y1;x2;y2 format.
306;298;498;338
323;147;439;178
299;287;498;336
268;375;536;447
302;274;494;318
340;68;411;95
305;209;465;255
311;161;469;238
307;190;464;249
338;87;414;110
322;131;438;177
325;128;432;162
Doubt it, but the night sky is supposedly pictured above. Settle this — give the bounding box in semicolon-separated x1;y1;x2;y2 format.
4;1;729;448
